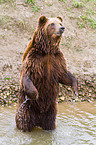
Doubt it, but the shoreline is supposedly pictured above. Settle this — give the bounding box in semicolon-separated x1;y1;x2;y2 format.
0;74;96;106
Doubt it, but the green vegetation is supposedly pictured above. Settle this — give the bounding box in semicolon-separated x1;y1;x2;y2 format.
0;18;2;23
58;0;66;3
0;14;32;32
26;0;35;5
0;15;11;27
59;0;96;29
0;0;95;30
4;77;11;81
46;3;53;7
32;5;40;12
26;0;40;12
0;0;96;105
77;15;96;29
67;8;71;11
0;15;15;27
73;1;84;8
0;0;15;3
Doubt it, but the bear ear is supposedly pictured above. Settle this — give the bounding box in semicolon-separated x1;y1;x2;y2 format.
57;16;63;22
38;15;48;27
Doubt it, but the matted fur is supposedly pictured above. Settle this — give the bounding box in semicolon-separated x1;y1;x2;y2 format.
16;16;78;131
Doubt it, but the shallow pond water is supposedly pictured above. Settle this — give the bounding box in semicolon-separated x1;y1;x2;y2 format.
0;102;96;145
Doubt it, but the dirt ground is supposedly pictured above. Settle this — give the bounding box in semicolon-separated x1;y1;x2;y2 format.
0;0;96;105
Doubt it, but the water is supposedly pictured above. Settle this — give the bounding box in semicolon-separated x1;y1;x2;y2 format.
0;102;96;145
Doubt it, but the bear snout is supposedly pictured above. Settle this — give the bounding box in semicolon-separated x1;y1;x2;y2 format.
59;27;65;34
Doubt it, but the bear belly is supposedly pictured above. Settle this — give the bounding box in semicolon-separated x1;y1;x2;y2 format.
29;55;59;112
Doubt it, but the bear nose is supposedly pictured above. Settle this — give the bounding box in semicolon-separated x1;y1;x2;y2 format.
59;27;65;33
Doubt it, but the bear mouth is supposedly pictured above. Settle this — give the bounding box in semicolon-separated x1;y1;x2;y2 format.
55;31;64;36
55;27;65;36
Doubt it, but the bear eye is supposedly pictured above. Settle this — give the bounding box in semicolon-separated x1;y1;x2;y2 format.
51;23;55;27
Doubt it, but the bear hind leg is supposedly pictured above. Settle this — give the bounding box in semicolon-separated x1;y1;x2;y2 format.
16;99;36;132
41;105;57;130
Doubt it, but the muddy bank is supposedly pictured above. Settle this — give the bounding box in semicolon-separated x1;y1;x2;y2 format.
0;74;96;106
0;0;96;106
59;74;96;103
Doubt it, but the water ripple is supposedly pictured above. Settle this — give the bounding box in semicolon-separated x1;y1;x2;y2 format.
0;102;96;145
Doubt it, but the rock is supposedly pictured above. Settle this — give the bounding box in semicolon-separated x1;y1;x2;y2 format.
59;96;65;101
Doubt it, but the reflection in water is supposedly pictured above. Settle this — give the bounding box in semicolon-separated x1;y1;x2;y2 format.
0;102;96;145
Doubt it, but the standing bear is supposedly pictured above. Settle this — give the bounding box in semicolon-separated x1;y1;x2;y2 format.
16;16;78;131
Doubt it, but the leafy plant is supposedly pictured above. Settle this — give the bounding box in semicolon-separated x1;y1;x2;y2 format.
0;18;2;23
32;5;40;12
26;0;40;12
67;8;71;11
27;0;35;5
73;1;84;8
5;77;11;81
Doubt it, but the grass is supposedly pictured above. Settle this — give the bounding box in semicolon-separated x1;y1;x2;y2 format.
32;5;40;12
77;15;96;29
76;0;96;29
0;0;15;4
2;34;6;39
46;3;53;7
0;0;95;30
0;0;14;2
4;77;11;81
58;0;66;3
0;15;11;25
26;0;35;5
0;0;16;8
0;18;2;23
67;8;71;11
73;1;84;8
58;0;96;29
66;0;96;29
0;14;32;33
26;0;40;12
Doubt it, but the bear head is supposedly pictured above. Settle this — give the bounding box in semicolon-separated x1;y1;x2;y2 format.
23;16;65;61
38;15;65;39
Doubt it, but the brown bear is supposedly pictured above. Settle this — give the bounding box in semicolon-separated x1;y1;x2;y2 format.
15;16;78;131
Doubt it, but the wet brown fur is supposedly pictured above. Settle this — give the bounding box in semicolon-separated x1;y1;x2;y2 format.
16;16;78;131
